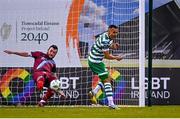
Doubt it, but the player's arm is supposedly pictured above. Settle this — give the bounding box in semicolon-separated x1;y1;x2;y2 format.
104;51;122;61
4;50;30;57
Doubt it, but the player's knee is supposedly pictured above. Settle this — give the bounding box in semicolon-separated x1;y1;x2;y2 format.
37;80;44;91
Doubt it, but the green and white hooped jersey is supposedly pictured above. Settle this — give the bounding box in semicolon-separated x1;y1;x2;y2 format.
88;32;113;63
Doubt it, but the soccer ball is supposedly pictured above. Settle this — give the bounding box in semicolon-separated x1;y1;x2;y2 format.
50;80;61;91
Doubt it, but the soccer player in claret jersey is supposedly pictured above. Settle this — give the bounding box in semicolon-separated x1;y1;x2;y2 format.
88;25;122;109
4;45;65;107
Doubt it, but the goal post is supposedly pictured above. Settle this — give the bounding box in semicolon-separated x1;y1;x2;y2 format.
139;0;145;107
0;0;145;107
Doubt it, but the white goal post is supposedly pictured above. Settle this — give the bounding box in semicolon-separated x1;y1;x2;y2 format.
139;0;145;107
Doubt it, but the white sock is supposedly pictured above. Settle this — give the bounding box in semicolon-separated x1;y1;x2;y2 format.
104;82;115;106
92;82;104;95
107;96;115;106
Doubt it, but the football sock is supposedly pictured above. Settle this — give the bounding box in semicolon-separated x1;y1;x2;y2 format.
36;76;44;91
104;82;115;106
92;82;104;95
37;80;44;91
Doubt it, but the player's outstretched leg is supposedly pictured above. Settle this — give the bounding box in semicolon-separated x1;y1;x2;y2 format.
38;88;54;107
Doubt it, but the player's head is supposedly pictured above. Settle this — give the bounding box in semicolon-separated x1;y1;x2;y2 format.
108;25;119;39
47;45;58;59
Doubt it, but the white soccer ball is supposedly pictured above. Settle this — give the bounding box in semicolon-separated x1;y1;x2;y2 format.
50;80;61;91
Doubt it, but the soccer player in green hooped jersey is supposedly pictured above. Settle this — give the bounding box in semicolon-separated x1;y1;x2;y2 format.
88;25;122;109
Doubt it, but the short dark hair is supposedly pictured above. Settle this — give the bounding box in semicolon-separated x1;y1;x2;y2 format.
108;24;118;29
48;45;58;50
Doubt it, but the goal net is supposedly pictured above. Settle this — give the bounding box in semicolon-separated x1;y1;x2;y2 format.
0;0;145;107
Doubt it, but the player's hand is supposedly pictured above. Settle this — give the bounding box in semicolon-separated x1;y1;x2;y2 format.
115;55;123;61
4;50;14;54
112;43;120;49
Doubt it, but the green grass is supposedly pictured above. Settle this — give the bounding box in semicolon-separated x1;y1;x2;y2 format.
0;106;180;118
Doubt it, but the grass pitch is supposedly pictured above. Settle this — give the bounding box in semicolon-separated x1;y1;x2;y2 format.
0;106;180;118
